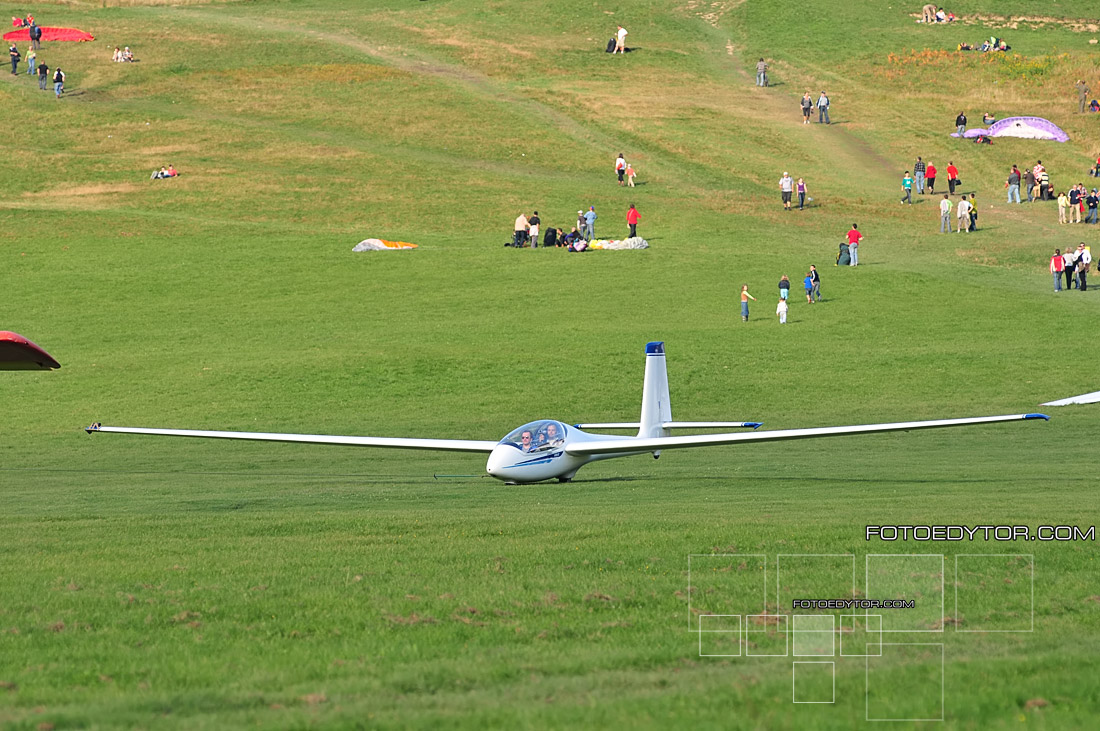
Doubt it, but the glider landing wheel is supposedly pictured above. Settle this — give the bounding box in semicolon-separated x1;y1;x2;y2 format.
557;477;572;483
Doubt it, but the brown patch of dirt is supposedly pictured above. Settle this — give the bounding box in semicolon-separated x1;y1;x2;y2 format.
584;592;614;602
171;611;201;624
385;613;437;625
300;692;327;706
1024;698;1050;710
681;0;747;29
25;183;140;199
392;24;537;60
211;64;407;84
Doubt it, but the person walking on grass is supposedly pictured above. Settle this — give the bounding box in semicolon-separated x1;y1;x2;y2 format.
801;92;813;124
1058;191;1069;224
1006;165;1021;203
1077;80;1090;114
955;111;967;136
625;163;636;187
939;194;952;233
626;204;639;238
913;157;926;194
817;91;830;124
615;153;626;186
778;275;790;301
809;265;821;302
26;48;34;75
946;161;959;195
776;298;788;324
846;224;862;265
740;284;756;322
756;58;768;87
925;161;937;194
36;60;47;90
9;43;19;75
53;67;64;98
1087;189;1100;224
956;195;971;233
900;171;913;204
803;273;814;304
1051;248;1064;291
796;177;808;209
779;172;794;210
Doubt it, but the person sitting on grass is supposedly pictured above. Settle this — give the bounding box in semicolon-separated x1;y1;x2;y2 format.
122;47;134;62
982;111;996;124
113;47;122;62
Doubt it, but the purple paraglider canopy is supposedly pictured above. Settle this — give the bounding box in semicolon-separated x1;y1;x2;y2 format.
951;116;1069;142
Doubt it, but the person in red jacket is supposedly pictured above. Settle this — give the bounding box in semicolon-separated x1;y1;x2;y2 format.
1050;248;1065;292
626;204;640;238
925;162;937;194
946;161;959;194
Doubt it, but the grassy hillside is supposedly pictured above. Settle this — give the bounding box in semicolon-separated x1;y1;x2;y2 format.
1;0;1098;728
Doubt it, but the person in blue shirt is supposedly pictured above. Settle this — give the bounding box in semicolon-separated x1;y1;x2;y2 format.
583;206;597;241
804;273;814;304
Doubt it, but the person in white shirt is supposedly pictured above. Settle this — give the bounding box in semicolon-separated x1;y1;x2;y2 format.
955;195;971;233
615;25;628;54
939;194;952;233
776;298;788;324
779;172;794;210
1076;243;1091;291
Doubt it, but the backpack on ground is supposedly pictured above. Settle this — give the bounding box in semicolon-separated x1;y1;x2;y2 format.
605;38;616;53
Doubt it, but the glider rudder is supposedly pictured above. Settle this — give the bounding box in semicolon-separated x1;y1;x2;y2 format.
639;342;672;439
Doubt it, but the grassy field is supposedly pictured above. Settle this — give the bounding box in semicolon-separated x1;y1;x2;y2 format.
1;0;1098;728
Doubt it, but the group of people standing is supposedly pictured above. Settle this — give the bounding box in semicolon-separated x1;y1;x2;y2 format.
938;194;978;233
1006;161;1053;203
9;42;64;97
1049;244;1092;291
510;204;640;249
1056;185;1100;224
739;266;822;324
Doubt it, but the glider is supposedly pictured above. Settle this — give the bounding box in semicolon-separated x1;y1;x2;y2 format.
86;342;1048;483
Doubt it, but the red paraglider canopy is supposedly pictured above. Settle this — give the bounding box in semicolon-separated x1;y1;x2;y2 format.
4;27;95;42
0;331;61;370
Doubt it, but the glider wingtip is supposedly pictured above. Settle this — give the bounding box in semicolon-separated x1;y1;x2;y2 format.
1024;413;1050;421
85;422;101;433
748;422;763;430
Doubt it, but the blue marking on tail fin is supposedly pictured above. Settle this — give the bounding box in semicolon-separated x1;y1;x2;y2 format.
1024;413;1050;421
645;341;665;355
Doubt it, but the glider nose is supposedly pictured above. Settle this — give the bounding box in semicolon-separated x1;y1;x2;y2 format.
485;446;510;480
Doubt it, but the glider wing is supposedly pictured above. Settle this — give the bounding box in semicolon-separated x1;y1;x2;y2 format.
85;424;498;452
565;413;1049;456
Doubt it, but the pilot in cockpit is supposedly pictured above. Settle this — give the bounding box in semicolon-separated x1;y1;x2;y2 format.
520;430;534;452
544;422;563;446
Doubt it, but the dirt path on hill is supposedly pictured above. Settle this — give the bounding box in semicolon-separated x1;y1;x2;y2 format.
718;39;898;185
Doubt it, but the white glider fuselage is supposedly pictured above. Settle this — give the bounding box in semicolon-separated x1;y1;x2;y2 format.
485;423;639;483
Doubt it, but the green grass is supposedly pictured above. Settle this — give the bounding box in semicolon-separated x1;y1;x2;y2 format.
1;0;1099;728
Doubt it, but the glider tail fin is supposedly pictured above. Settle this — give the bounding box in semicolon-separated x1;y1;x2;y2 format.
638;342;672;438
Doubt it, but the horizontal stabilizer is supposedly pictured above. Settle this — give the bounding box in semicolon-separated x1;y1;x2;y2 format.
566;413;1048;457
85;424;498;453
